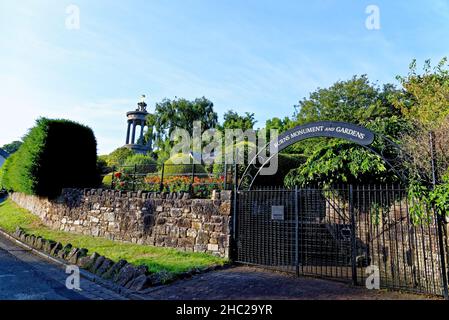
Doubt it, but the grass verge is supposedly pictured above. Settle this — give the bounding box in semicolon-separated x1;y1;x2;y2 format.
0;198;227;274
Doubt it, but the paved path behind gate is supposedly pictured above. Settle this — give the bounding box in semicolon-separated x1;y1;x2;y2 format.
142;266;438;300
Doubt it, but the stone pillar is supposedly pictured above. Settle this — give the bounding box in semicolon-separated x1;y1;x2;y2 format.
126;121;131;144
131;120;137;144
139;122;145;145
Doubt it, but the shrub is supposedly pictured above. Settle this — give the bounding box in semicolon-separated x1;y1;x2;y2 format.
0;118;99;197
0;153;15;191
97;156;110;175
102;174;113;189
123;154;158;174
284;141;390;187
105;147;135;167
164;154;207;175
109;171;134;191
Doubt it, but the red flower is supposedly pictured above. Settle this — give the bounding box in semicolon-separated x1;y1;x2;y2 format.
115;172;122;179
120;182;125;187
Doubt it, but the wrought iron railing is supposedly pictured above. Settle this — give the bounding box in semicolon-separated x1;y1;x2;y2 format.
101;163;236;198
234;184;449;297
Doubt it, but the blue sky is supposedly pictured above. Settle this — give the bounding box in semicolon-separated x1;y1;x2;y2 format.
1;0;449;154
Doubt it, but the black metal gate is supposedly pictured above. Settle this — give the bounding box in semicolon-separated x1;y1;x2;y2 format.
235;185;449;297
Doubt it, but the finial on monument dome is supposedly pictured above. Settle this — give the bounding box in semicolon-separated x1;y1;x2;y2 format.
137;94;147;112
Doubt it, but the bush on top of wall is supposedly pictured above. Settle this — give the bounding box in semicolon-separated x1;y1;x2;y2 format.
0;118;99;197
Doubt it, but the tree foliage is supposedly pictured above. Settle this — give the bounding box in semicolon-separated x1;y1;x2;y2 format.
105;147;135;168
219;110;256;131
284;141;389;187
281;75;411;185
265;117;293;134
146;97;218;161
294;75;401;126
393;59;449;183
394;58;449;129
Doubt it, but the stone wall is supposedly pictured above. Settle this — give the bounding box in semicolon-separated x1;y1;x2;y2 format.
10;189;232;258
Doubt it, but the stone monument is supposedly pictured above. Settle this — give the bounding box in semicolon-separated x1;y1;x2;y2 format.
124;95;153;154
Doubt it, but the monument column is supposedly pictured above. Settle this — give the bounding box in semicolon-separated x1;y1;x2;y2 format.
126;121;131;144
139;122;145;143
131;120;137;144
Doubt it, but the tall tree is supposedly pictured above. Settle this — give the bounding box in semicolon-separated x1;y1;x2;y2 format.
288;75;406;155
294;75;400;126
393;58;449;181
220;110;256;131
284;75;411;186
265;117;292;134
146;97;218;161
394;58;449;130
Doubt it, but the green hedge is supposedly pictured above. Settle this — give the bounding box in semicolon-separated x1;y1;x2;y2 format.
0;118;99;197
0;154;14;191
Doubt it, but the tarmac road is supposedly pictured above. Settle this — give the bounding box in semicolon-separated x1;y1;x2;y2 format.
0;233;126;300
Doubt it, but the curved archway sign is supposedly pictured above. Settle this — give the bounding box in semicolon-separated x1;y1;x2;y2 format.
238;121;409;190
272;121;375;152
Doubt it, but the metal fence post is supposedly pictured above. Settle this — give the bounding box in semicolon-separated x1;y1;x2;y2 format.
349;184;358;286
191;163;195;193
295;186;299;277
233;164;238;190
430;131;449;299
133;164;137;191
111;166;116;189
231;178;239;261
436;212;449;299
159;163;165;192
232;164;239;259
223;163;227;190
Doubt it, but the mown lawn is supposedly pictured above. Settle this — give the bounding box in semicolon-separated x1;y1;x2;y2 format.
0;198;227;274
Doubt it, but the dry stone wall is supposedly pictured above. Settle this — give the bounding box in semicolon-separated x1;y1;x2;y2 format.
11;189;232;258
